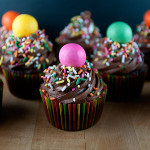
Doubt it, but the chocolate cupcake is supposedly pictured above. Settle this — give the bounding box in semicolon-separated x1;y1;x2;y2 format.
0;14;55;99
40;43;107;131
0;11;19;72
92;22;147;101
133;10;150;79
56;11;101;58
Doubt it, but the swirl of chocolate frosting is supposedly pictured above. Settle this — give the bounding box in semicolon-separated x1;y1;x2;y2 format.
56;11;101;50
0;29;55;73
133;22;150;54
41;60;105;104
92;37;144;74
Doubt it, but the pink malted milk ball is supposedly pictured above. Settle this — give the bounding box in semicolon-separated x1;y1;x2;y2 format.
59;43;86;67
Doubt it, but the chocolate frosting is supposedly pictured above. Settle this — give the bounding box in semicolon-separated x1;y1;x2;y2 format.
41;61;105;104
0;26;12;53
1;29;55;73
56;11;101;51
92;38;144;74
133;22;150;54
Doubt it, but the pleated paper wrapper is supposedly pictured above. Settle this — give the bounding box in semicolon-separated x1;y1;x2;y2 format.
40;84;107;131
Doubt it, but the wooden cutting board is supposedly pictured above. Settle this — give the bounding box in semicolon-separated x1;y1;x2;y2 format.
0;74;150;150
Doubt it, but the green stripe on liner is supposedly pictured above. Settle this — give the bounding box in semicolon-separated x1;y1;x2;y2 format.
48;99;54;126
63;104;67;130
81;103;85;130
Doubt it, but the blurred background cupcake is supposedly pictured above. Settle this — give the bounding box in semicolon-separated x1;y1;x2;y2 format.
92;21;147;101
0;14;55;99
133;10;150;80
0;11;19;52
56;11;102;59
40;43;107;131
0;11;19;72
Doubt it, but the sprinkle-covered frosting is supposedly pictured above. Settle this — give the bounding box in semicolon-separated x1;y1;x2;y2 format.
0;29;54;72
0;26;12;52
92;37;144;74
56;11;101;55
134;22;150;53
41;60;105;104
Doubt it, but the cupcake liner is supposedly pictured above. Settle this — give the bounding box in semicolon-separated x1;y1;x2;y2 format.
0;79;3;111
100;65;147;101
2;67;43;99
144;56;150;80
40;84;107;131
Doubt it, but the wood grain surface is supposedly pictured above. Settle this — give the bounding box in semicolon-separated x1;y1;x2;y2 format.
0;74;150;150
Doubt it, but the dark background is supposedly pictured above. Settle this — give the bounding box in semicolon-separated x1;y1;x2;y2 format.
0;0;150;43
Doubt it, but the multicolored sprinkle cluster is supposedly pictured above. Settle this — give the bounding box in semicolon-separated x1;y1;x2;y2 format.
41;60;101;102
0;29;53;70
56;11;100;45
136;22;150;36
0;26;12;40
94;37;144;68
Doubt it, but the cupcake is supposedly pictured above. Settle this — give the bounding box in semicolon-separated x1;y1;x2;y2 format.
133;10;150;79
56;11;101;58
40;43;107;131
0;14;55;99
0;11;19;72
92;22;147;101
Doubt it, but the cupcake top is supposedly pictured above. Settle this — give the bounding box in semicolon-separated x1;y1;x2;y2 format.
41;43;105;104
92;22;144;74
134;22;150;53
56;11;101;49
0;14;54;73
0;27;12;50
0;11;19;51
134;10;150;53
1;29;54;72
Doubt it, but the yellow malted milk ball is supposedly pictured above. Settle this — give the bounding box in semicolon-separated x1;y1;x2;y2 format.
12;14;38;37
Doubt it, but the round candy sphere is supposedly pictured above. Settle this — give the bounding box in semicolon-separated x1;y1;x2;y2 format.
2;11;19;30
59;43;86;67
12;14;38;37
144;10;150;27
106;21;133;44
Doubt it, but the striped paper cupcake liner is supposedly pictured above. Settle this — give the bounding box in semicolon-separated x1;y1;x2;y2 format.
144;56;150;80
2;67;43;99
100;65;147;101
0;79;3;111
40;84;107;131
